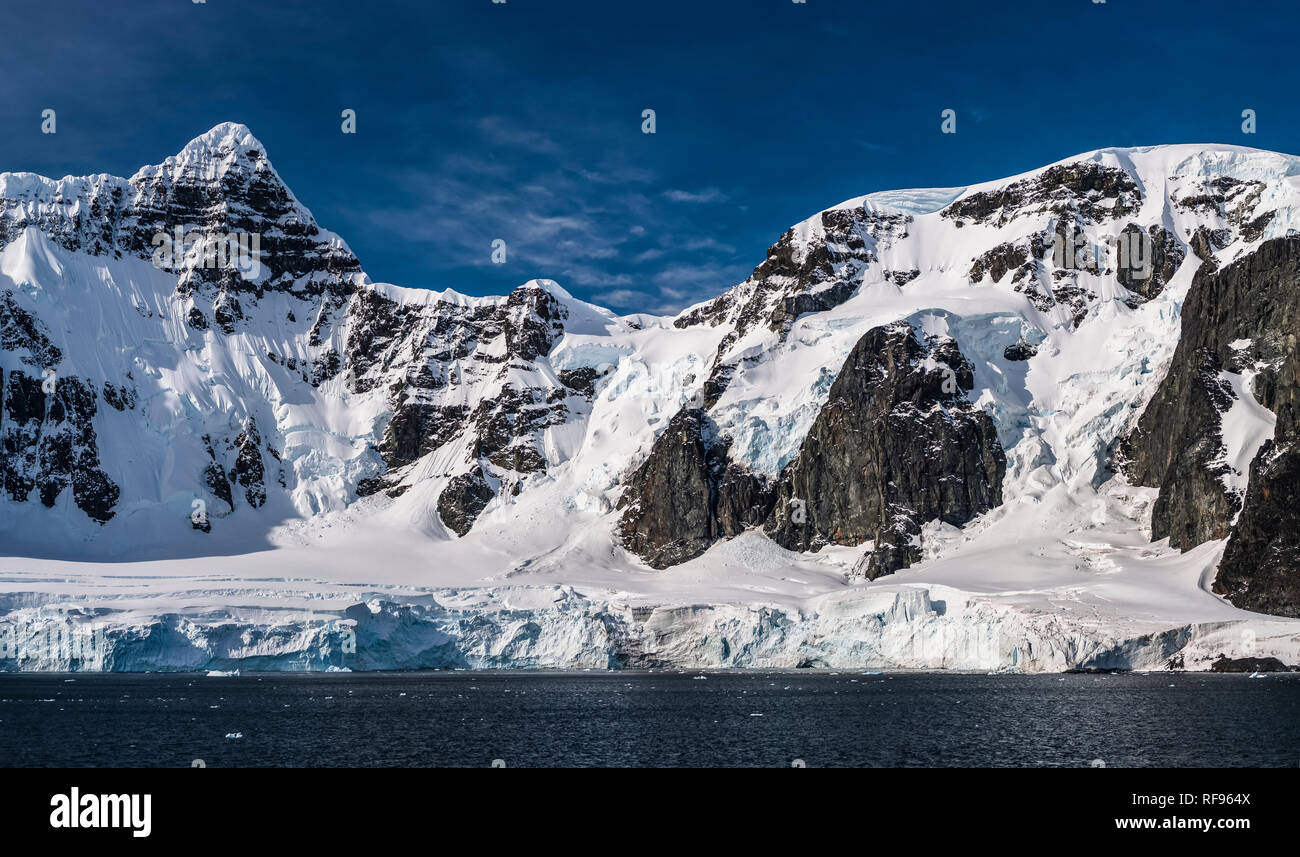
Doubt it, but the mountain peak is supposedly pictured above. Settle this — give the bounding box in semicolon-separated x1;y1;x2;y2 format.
130;123;276;187
518;278;575;302
177;122;265;159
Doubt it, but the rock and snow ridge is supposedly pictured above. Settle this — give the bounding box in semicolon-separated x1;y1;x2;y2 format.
1;126;1299;672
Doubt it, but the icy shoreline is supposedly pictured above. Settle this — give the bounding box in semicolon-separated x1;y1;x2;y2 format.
3;582;1297;674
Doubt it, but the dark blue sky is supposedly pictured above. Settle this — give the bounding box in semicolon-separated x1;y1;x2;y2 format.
0;0;1294;312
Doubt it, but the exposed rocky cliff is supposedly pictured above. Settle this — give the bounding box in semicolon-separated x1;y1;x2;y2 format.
619;322;1004;578
764;322;1004;578
617;408;726;569
343;277;596;534
1124;237;1300;616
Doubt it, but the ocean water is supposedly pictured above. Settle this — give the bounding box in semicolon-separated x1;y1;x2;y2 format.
1;671;1296;768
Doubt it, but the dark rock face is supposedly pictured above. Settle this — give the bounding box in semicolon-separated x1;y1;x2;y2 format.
1216;425;1300;616
1240;210;1276;243
437;468;495;537
970;242;1030;284
471;385;564;475
617;408;776;568
617;408;723;569
0;291;62;367
1122;345;1239;549
341;290;423;393
1116;224;1186;304
1122;238;1300;616
231;419;268;509
380;400;468;469
193;421;276;520
715;463;775;539
676;205;909;336
618;322;1005;574
336;278;586;535
355;281;579;515
0;370;119;523
558;367;601;397
1003;339;1039;361
763;322;1005;578
943;162;1141;227
1189;225;1231;271
884;269;920;287
1175;177;1265;224
201;435;234;514
102;381;135;412
969;225;1109;329
1213;322;1300;616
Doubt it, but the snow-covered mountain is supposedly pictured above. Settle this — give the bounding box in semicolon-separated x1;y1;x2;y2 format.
2;124;1299;672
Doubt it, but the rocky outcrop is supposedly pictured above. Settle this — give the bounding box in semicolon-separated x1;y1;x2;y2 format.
763;322;1005;578
231;419;268;509
1121;345;1239;549
438;468;496;537
0;369;118;523
1215;420;1300;616
1209;655;1296;673
1116;224;1186;303
201;435;234;514
675;205;909;336
619;322;1006;575
1123;237;1300;616
0;291;62;367
969;241;1030;284
617;407;777;568
355;280;582;524
942;162;1140;227
102;380;135;412
379;401;468;469
1003;339;1038;361
715;463;775;539
617;408;724;569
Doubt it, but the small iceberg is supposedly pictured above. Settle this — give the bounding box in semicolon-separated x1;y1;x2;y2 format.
1249;671;1267;678
225;732;243;739
206;669;240;677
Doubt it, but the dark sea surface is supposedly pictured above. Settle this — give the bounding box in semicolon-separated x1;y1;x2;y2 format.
0;671;1296;768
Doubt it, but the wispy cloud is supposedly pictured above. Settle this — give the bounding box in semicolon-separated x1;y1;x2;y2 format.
475;115;562;156
663;187;729;204
365;114;745;313
853;140;895;153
